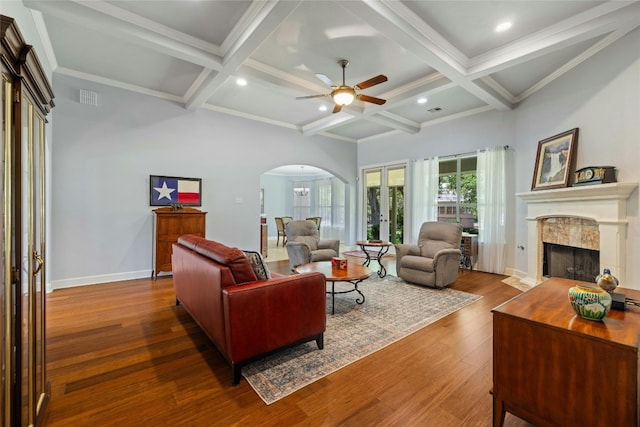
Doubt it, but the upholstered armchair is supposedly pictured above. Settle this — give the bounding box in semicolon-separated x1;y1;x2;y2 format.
395;222;462;288
286;220;339;270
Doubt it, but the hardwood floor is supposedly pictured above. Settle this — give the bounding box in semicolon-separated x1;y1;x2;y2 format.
44;258;534;426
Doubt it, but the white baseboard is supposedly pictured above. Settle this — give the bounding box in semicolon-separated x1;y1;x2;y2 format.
50;269;153;291
504;267;526;279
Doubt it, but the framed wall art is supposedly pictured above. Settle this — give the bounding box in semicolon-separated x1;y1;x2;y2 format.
531;128;579;191
150;175;202;206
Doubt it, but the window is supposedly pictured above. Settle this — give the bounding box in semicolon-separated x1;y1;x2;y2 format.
438;156;477;233
292;179;311;219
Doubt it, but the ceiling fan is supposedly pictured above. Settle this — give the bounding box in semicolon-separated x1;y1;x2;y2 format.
297;59;387;113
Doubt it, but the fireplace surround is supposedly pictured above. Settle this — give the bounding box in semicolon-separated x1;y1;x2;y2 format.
518;182;637;286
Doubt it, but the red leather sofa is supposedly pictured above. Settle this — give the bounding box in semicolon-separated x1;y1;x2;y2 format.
172;234;326;385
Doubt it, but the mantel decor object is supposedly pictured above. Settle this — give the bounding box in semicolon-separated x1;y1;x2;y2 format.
568;284;612;321
531;128;579;191
573;166;616;186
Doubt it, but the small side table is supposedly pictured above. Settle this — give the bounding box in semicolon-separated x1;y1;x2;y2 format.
355;240;392;278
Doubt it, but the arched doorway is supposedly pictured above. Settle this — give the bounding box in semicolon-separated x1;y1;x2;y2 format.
260;165;346;260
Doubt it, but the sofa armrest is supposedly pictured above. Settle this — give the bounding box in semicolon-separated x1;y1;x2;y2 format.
395;244;421;259
286;241;312;270
433;248;462;288
222;272;327;364
394;244;422;278
433;248;462;266
318;239;339;254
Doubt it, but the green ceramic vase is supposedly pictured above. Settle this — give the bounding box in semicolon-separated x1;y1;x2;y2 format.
568;284;612;321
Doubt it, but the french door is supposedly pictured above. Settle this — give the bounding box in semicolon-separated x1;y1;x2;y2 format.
363;165;406;244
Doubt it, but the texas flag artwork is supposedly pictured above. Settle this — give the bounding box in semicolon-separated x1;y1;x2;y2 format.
150;175;202;206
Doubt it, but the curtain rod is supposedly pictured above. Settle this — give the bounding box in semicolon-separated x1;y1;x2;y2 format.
428;145;510;161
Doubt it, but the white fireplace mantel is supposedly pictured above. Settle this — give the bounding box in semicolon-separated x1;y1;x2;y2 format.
517;182;638;286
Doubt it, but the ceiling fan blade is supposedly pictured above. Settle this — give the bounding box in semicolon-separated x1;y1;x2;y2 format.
332;104;343;114
355;74;388;90
358;94;386;105
296;94;328;100
315;73;336;87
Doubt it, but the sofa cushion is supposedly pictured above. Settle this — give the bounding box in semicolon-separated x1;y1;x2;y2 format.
243;250;271;280
193;239;257;284
295;236;319;251
401;255;434;273
421;240;454;259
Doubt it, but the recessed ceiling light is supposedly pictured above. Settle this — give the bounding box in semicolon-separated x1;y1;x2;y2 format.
236;78;247;86
319;105;327;112
495;21;512;33
417;97;428;104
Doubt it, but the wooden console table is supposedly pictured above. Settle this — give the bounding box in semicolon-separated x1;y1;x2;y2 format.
492;277;640;426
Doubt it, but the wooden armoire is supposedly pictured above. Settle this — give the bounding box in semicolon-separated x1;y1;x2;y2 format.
1;15;55;426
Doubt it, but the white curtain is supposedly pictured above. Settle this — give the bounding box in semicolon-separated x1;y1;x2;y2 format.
409;157;439;244
476;146;514;274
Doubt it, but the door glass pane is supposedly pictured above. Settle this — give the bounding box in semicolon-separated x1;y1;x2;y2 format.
21;97;32;426
387;168;405;244
34;112;45;411
1;74;9;421
365;170;381;240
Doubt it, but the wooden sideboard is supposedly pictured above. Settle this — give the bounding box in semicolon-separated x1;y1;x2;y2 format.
152;207;206;278
492;277;640;426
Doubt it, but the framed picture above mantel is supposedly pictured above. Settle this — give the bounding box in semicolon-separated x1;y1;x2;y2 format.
531;128;579;191
150;175;202;206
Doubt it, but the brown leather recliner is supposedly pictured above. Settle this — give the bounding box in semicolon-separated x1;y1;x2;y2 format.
172;234;326;385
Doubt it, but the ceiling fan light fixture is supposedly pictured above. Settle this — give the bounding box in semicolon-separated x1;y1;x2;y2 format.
333;87;355;106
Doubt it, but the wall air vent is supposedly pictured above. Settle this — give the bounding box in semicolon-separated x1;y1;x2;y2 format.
79;89;98;106
427;107;442;113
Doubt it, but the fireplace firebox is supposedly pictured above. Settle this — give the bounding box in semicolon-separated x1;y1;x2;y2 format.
543;242;599;282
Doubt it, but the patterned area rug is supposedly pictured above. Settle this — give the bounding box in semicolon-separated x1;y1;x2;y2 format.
242;276;482;405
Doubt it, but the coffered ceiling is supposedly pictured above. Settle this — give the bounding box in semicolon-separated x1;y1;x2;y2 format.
22;0;640;143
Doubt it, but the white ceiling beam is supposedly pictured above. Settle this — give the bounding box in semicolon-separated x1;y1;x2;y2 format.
301;113;356;137
23;0;224;70
366;112;420;134
515;26;638;102
184;1;302;110
339;0;513;111
467;1;640;78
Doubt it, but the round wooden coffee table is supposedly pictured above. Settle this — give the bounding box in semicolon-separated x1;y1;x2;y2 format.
295;261;371;315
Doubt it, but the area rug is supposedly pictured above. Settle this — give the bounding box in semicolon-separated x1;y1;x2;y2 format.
501;276;532;292
242;275;481;405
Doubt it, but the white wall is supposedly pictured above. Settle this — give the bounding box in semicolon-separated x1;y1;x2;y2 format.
358;28;640;286
513;28;640;286
51;74;357;288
